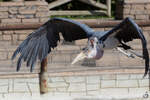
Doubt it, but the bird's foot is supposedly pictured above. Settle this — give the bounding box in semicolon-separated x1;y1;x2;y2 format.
126;53;135;58
116;47;135;58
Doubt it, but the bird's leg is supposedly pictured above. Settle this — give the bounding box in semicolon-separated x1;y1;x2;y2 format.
116;47;135;58
128;49;143;58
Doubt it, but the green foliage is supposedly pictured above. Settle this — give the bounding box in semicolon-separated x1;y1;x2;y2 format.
51;15;114;19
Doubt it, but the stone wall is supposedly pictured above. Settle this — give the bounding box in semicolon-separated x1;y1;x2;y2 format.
0;1;49;24
0;1;150;99
116;0;150;20
0;73;149;100
0;20;150;73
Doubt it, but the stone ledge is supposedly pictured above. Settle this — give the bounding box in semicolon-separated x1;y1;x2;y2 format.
124;0;150;4
1;19;150;30
0;1;48;7
0;68;145;78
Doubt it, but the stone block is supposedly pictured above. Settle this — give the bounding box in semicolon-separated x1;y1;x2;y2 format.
28;83;40;92
0;2;24;7
96;52;119;67
86;84;99;91
0;79;8;85
19;6;36;14
116;74;129;80
124;4;131;9
131;4;145;10
70;92;86;96
8;15;17;18
93;28;104;31
75;39;88;45
101;74;116;80
17;15;34;19
24;1;48;6
130;74;141;79
53;92;70;96
56;45;80;51
8;7;18;14
64;76;85;83
119;53;144;67
0;85;8;93
0;52;7;60
50;77;65;82
68;83;86;92
0;35;2;41
51;53;71;63
123;15;135;19
37;6;49;12
135;15;149;20
87;91;100;96
49;82;69;88
3;31;14;35
136;74;147;79
18;34;27;41
0;7;8;11
8;79;13;92
123;9;130;14
101;80;116;88
138;79;149;87
48;87;57;92
40;18;49;23
1;18;21;23
136;10;147;15
100;88;128;96
56;87;68;92
22;18;39;23
116;80;138;88
14;78;28;83
14;30;33;34
143;26;150;31
124;0;150;4
14;83;29;92
0;12;8;18
145;4;150;9
129;87;149;96
86;76;100;84
3;35;11;41
4;93;32;100
12;34;18;45
27;78;39;83
0;31;2;35
36;12;49;17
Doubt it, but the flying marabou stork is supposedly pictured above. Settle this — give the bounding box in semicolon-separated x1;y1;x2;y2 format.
12;17;149;77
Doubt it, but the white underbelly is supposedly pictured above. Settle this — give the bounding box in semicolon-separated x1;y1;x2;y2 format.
104;37;119;50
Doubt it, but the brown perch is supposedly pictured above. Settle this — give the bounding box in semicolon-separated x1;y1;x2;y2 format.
39;57;48;94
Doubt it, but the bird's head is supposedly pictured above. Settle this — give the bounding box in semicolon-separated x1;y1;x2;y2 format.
71;37;104;64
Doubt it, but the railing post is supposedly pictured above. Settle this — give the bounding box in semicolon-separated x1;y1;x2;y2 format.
106;0;111;17
39;57;48;94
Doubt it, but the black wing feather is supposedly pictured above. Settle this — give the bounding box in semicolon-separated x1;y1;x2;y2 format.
12;18;94;71
101;17;149;77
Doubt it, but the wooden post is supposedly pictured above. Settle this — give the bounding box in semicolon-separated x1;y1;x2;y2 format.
39;57;48;94
106;0;111;17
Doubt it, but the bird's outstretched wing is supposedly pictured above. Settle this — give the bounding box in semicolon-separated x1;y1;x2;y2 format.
101;17;149;77
12;18;94;71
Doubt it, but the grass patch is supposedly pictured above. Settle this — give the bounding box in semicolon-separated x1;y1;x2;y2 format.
50;15;114;19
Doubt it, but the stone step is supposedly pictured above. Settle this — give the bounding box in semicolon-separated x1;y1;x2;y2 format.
0;41;149;74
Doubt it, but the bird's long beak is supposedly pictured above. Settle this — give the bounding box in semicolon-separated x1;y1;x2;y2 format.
71;52;87;64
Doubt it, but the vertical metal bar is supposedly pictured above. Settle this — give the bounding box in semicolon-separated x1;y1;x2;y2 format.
106;0;111;17
39;57;48;94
